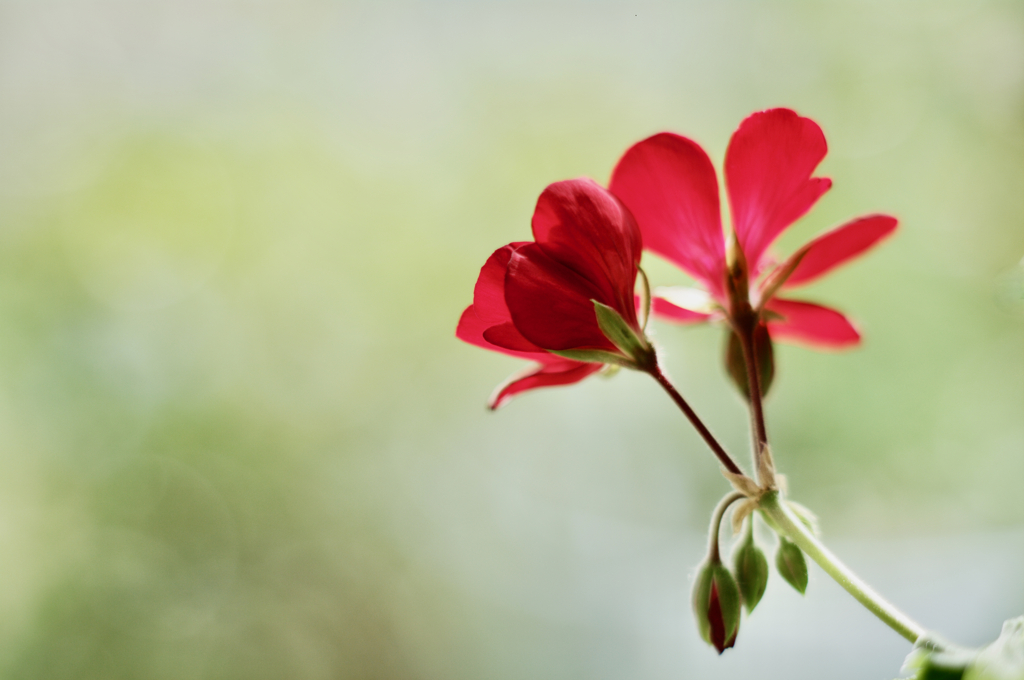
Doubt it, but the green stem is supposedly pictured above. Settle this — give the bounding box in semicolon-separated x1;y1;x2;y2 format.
758;490;925;644
707;491;746;563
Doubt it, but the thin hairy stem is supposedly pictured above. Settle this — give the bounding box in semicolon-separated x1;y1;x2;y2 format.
648;364;743;475
707;491;746;562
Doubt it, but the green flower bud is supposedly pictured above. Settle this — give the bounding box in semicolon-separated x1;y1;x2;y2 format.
734;533;769;613
692;560;742;654
776;537;808;595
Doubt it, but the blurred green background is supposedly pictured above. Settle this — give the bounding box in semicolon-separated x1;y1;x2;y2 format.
0;1;1020;678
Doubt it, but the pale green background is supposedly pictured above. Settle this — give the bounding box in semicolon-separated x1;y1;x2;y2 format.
0;1;1021;678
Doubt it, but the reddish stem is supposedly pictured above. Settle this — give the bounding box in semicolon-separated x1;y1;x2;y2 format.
649;365;743;475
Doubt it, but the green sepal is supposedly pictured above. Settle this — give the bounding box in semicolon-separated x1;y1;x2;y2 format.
637;266;652;332
548;348;637;368
775;537;808;595
692;562;715;643
591;299;653;368
725;323;775;400
692;560;742;652
733;530;769;613
757;248;809;310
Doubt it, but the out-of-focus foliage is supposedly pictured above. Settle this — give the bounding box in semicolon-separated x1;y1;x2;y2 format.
902;617;1024;680
0;1;1020;679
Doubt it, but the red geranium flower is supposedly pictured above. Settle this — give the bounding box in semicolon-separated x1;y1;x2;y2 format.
609;108;896;357
457;178;652;409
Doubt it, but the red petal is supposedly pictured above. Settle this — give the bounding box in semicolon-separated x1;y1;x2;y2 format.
725;109;831;271
651;296;713;324
505;243;620;352
708;582;728;653
488;360;603;410
459;293;601;407
457;245;546;358
482;322;542;353
782;215;898;288
469;242;532;327
457;305;543;360
766;298;861;349
531;178;642;324
610;133;727;298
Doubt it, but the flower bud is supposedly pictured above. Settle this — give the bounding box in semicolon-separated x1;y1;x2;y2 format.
733;533;769;613
692;560;741;654
775;537;808;595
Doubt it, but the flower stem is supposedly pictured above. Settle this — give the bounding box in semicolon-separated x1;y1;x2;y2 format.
737;325;770;481
758;490;925;644
708;491;746;562
648;365;743;475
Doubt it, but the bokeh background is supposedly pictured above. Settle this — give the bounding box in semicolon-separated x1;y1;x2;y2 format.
0;1;1021;678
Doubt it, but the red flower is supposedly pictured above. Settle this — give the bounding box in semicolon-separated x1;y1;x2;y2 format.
609;108;897;351
457;178;651;409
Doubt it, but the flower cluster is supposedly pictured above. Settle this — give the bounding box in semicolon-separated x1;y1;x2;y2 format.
459;108;896;406
454;110;1023;670
456;108;902;656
